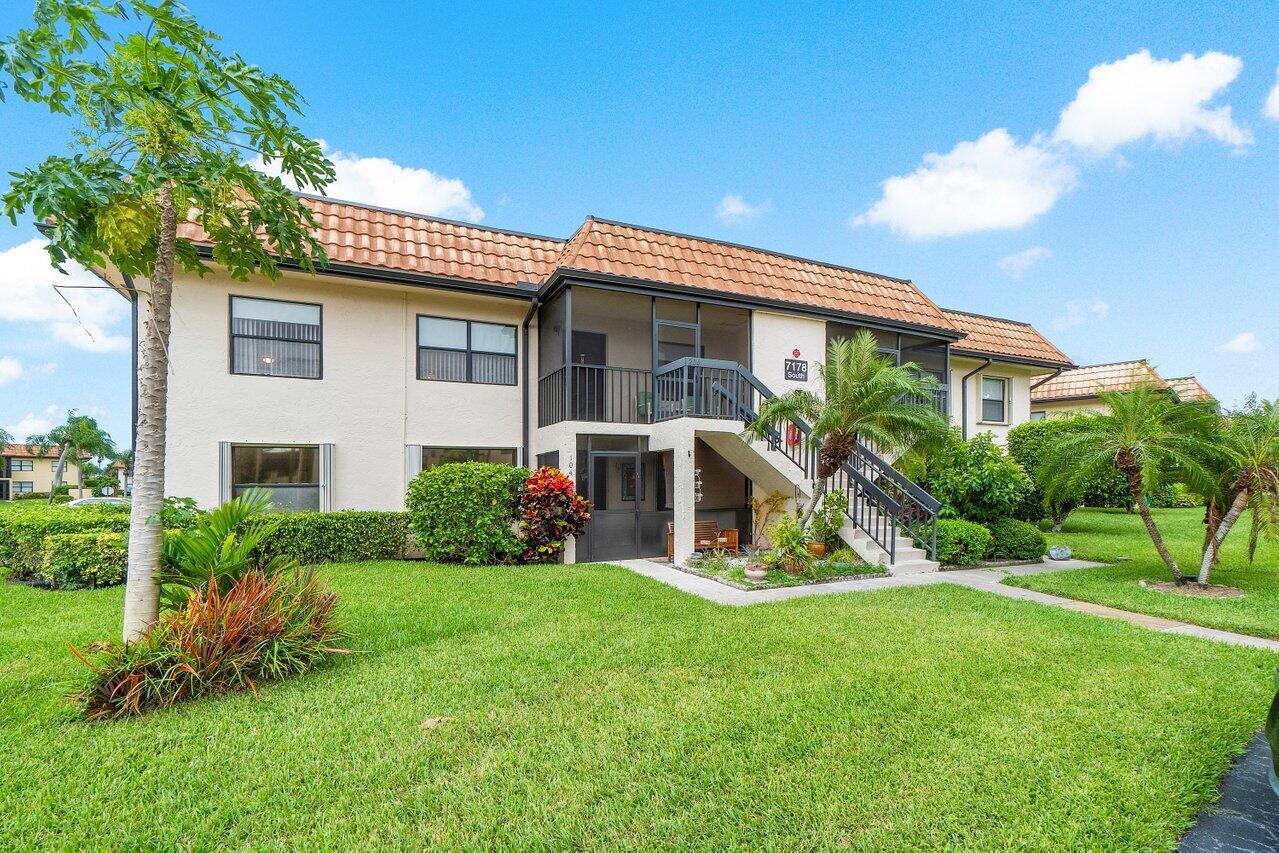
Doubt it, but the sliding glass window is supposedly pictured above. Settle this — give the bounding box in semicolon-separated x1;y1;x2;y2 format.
418;316;516;385
230;296;322;379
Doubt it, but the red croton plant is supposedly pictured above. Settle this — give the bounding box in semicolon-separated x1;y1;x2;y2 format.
518;467;591;563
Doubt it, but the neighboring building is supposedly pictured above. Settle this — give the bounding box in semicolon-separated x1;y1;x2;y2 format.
0;444;88;500
90;197;1078;569
1164;375;1217;404
1030;359;1214;419
940;310;1074;443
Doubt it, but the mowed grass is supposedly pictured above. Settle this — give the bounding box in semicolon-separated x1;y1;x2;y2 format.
1006;508;1279;639
2;561;1275;849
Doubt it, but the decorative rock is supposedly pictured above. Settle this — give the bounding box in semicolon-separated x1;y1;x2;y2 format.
1048;545;1072;561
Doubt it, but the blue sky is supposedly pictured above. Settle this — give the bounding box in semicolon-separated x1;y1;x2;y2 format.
2;0;1277;446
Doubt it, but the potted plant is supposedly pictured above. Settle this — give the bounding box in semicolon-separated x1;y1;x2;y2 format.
807;491;848;559
767;514;813;577
744;561;768;582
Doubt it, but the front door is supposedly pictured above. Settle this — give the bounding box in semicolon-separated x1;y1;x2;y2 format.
572;331;607;420
585;450;641;561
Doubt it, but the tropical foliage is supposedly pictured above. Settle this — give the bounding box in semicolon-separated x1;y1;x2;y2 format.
1;0;335;641
1039;386;1221;582
1199;397;1279;583
927;432;1031;524
26;410;116;503
71;568;345;720
517;467;591;564
38;531;127;589
745;331;947;527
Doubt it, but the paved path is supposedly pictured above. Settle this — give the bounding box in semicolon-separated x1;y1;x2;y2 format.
610;558;1279;653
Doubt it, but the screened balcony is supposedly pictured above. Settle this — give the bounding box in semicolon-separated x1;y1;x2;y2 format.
537;286;749;427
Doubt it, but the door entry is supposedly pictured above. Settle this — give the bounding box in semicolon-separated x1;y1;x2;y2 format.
585;450;641;561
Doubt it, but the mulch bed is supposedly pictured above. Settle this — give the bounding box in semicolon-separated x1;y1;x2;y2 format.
1139;579;1246;599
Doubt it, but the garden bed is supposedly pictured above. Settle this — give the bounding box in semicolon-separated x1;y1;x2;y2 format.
939;557;1046;572
680;552;888;590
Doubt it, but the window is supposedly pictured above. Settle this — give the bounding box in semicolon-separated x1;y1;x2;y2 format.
230;296;322;379
230;445;319;512
417;316;516;385
1030;411;1046;422
11;459;33;472
422;447;517;471
980;377;1008;423
13;481;33;494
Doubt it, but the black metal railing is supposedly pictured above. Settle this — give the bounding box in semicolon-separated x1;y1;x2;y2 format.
538;364;654;427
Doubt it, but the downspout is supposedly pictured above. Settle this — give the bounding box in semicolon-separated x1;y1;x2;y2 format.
1030;367;1063;392
959;358;992;440
520;293;541;467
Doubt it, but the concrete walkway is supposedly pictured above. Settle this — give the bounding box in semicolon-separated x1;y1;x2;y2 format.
610;558;1279;653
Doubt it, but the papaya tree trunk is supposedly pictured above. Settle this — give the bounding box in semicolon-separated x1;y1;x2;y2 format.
1198;488;1249;585
122;181;176;643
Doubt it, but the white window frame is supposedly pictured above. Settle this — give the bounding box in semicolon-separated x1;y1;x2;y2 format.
979;375;1009;425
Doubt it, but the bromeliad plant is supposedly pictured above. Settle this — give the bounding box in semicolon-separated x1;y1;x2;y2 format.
159;488;295;610
745;331;948;529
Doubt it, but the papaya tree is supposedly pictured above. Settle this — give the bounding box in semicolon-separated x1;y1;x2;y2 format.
1;0;334;640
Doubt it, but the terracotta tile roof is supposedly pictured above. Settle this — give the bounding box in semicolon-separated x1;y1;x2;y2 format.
1165;375;1216;403
1031;360;1169;402
549;217;959;333
177;196;565;288
942;309;1072;366
3;443;91;460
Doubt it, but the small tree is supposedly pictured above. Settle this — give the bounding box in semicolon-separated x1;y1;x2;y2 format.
1198;398;1279;584
745;331;948;528
1040;386;1221;582
27;410;116;503
928;433;1031;524
1;1;334;641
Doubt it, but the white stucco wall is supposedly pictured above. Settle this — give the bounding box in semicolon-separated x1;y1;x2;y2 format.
750;310;826;396
949;356;1052;444
162;269;529;510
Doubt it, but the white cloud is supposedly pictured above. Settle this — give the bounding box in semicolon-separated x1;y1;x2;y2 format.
1264;68;1279;120
1218;331;1260;353
0;357;21;386
997;246;1052;279
715;194;771;222
254;141;484;221
0;240;130;352
853;130;1078;239
1054;50;1251;155
6;405;59;438
1052;299;1109;330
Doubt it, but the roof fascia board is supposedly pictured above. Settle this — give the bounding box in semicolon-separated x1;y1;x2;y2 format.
950;348;1076;369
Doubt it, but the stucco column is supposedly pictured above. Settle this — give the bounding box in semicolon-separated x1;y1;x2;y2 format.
672;431;697;566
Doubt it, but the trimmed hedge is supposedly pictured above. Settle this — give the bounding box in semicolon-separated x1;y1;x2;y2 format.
935;519;992;566
39;532;127;589
986;518;1047;561
252;511;410;565
0;506;130;581
406;462;530;564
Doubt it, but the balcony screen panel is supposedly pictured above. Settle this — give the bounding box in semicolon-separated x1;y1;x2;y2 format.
571;287;652;370
537;292;566;375
419;348;468;381
700;303;750;366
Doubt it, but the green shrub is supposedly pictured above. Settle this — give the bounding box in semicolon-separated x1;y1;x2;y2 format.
809;490;849;549
0;505;129;581
406;462;530;564
254;511;409;565
1008;419;1130;522
71;568;346;720
935;519;992;566
929;434;1032;524
985;518;1047;561
38;532;127;589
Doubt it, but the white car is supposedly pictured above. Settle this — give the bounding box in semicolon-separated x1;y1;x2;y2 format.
65;496;131;508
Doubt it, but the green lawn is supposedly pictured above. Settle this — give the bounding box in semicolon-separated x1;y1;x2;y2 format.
1;561;1275;849
1005;507;1279;639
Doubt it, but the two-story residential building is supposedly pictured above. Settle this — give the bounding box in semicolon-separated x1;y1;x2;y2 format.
0;444;88;500
90;196;1073;569
1030;359;1216;419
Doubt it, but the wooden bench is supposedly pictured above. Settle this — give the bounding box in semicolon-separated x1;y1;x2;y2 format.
666;520;740;562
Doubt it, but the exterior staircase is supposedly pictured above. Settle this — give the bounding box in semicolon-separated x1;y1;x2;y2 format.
655;357;941;573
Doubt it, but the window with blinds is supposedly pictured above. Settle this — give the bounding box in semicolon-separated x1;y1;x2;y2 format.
417;316;516;385
230;445;320;512
980;376;1008;423
230;296;322;379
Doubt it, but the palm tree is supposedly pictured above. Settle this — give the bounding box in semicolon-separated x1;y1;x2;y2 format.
745;331;949;528
1040;386;1221;582
28;411;117;504
1198;398;1279;584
